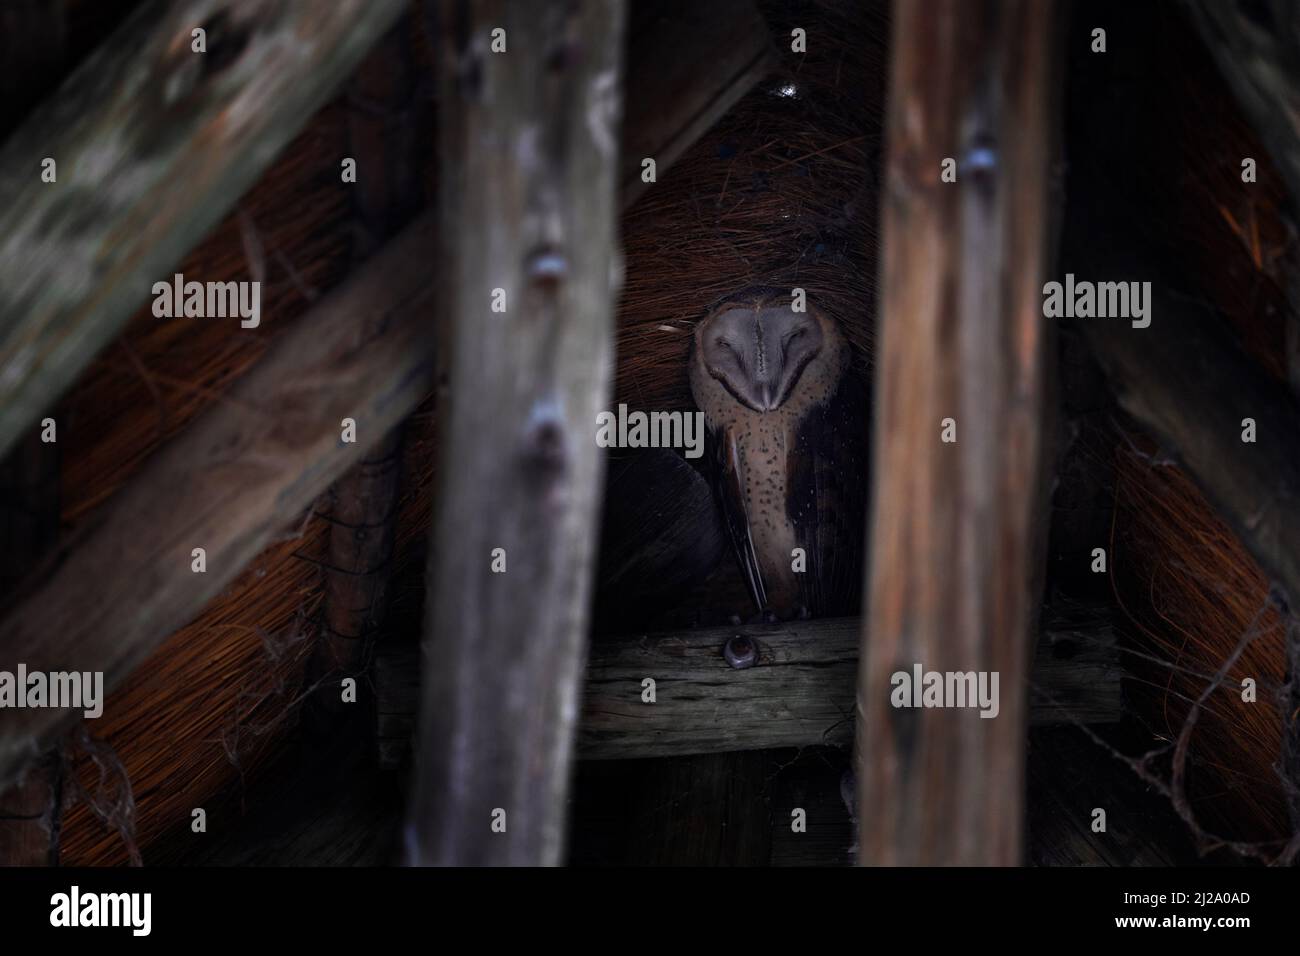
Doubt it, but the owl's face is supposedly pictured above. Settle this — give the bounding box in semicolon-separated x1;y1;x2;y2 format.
698;303;824;412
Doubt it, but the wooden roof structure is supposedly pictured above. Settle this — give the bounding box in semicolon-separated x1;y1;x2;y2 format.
0;0;1298;867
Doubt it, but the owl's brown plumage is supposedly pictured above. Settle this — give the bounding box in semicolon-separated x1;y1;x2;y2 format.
690;288;866;620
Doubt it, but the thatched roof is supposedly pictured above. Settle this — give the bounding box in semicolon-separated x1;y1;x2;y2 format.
8;0;1296;865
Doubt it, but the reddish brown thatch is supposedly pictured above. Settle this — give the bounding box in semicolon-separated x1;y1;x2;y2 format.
1102;5;1297;852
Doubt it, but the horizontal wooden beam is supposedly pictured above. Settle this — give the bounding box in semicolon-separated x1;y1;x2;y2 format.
0;213;437;789
0;0;407;461
375;610;1121;766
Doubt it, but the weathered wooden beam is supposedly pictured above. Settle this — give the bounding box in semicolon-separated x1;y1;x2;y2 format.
1078;288;1300;641
404;0;625;868
858;0;1059;866
1184;0;1300;211
375;612;1122;766
0;0;407;462
620;0;775;206
0;213;438;790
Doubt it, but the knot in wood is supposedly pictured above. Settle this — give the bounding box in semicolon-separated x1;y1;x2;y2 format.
521;405;568;485
525;246;568;289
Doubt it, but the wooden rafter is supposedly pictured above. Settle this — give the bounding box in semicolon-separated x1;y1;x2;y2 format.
0;213;438;789
0;0;407;462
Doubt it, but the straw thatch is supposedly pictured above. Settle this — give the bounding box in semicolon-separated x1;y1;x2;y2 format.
24;0;1300;865
1095;4;1297;852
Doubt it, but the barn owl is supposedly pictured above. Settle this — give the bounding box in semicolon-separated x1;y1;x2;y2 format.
689;287;866;621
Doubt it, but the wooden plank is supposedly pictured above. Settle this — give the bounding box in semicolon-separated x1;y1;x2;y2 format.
0;0;408;462
858;0;1059;866
620;0;775;206
0;212;438;790
374;612;1123;766
404;0;625;867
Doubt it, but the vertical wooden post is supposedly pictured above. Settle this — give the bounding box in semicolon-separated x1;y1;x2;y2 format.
857;0;1058;866
406;0;625;866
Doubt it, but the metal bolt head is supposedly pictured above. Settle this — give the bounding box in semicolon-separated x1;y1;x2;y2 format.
724;634;758;669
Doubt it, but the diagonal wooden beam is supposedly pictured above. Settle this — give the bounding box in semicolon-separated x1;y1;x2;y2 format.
858;0;1059;866
404;0;625;868
0;213;438;790
0;0;407;462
